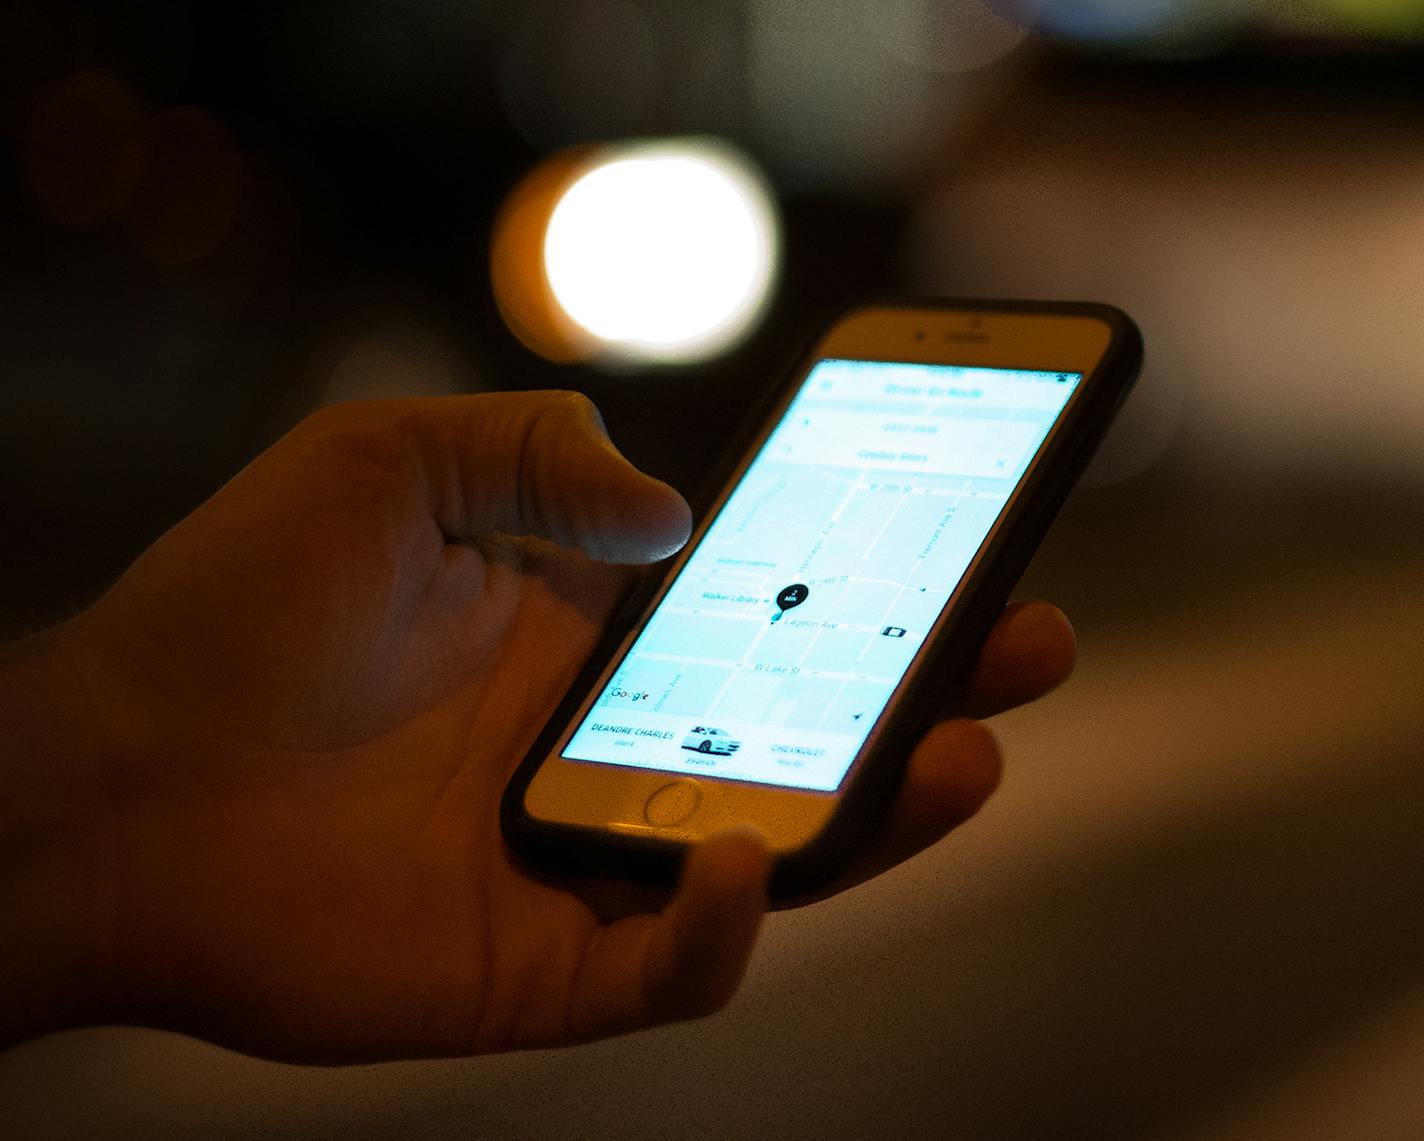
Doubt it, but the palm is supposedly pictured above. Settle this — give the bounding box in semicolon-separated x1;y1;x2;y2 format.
95;446;653;1060
209;544;642;1063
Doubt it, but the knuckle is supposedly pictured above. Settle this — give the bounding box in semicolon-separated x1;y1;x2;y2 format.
292;399;410;478
538;389;604;434
297;399;360;435
548;388;596;416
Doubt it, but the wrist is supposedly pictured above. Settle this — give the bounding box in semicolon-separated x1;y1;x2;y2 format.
0;624;120;1047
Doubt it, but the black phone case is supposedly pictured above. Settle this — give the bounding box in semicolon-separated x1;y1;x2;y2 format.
500;297;1143;900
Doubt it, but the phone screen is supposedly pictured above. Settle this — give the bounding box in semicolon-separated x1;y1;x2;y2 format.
561;358;1082;791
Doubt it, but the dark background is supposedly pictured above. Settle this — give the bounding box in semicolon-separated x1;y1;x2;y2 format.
4;2;1424;1138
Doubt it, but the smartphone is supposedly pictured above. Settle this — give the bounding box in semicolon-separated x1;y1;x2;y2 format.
502;299;1142;897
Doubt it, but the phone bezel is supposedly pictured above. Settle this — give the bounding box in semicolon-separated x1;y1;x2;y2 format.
501;298;1142;895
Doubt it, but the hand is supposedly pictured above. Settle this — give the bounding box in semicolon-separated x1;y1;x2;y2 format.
6;392;1074;1063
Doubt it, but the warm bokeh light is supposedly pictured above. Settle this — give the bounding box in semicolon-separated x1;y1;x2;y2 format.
21;71;147;230
489;148;600;364
541;141;779;364
121;107;247;267
315;313;472;408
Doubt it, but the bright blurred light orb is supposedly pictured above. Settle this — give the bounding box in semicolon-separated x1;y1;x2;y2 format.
542;141;779;363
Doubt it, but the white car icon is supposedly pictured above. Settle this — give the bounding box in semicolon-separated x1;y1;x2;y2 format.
681;726;741;756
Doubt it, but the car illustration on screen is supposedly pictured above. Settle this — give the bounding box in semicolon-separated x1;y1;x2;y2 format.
681;727;742;755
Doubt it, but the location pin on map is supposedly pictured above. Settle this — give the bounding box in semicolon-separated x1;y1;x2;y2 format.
771;583;809;624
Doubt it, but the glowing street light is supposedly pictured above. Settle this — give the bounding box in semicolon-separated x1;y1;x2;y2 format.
493;140;779;367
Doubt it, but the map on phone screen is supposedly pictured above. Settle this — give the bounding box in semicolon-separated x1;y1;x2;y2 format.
562;358;1080;791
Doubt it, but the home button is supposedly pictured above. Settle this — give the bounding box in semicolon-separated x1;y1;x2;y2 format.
644;779;702;826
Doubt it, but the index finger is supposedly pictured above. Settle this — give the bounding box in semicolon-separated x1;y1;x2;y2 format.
301;391;693;564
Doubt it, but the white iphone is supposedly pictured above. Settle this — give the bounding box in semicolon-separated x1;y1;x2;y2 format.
502;299;1142;896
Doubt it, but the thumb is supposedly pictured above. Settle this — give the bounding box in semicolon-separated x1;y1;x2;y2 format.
305;391;692;564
